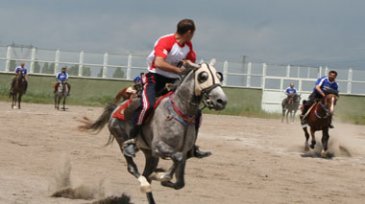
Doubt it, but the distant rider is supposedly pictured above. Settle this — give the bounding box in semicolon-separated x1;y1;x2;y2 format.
54;66;71;95
11;63;28;94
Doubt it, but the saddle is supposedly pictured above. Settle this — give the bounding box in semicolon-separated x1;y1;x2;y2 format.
112;92;173;121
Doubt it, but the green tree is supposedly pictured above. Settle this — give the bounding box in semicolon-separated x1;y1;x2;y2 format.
43;63;55;74
68;65;79;76
33;61;41;73
9;60;16;71
112;67;124;78
82;66;91;77
97;68;103;78
42;62;49;74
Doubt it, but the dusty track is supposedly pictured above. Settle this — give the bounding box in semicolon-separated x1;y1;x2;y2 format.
1;102;365;204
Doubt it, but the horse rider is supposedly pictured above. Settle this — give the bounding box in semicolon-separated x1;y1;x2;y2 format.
11;63;28;94
54;66;71;95
283;82;298;104
300;70;339;128
123;19;211;159
284;82;298;96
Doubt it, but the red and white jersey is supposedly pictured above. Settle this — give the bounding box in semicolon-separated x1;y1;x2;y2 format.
146;33;196;79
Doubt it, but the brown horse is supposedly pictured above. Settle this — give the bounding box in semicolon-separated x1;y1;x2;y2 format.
302;94;338;158
281;94;301;123
10;74;27;109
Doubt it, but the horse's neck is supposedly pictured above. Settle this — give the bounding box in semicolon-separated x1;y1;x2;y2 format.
172;73;199;115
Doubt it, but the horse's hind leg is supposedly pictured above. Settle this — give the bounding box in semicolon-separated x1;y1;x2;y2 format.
303;127;310;151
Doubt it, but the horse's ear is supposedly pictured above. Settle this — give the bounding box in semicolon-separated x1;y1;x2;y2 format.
209;58;216;66
184;60;201;70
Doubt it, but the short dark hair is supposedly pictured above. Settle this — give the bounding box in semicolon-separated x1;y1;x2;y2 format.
176;19;195;35
329;70;338;76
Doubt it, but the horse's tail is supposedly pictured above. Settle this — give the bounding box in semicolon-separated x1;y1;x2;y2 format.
78;103;117;133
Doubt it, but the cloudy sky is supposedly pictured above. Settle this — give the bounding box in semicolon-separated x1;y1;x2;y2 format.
1;0;365;68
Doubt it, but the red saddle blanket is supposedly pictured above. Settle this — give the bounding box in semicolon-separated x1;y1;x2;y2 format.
112;92;173;121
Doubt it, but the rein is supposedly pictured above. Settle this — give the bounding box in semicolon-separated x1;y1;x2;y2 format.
314;100;331;119
165;94;196;126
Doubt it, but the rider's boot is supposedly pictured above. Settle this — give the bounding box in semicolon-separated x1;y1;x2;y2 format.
123;125;141;157
193;145;212;158
187;110;212;159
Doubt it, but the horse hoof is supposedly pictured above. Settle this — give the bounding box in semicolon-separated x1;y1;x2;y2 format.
138;176;152;193
149;172;172;182
304;146;310;152
321;151;332;159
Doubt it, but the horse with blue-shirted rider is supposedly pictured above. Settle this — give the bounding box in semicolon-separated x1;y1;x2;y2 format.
300;70;339;158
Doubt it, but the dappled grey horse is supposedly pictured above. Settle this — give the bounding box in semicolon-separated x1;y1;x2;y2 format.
79;61;227;204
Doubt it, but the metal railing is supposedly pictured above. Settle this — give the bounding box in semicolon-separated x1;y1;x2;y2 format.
0;45;364;95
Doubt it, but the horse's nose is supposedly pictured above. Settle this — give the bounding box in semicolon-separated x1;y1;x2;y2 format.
216;98;227;107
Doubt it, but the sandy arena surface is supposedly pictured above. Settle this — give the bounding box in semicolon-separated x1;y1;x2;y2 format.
1;102;365;204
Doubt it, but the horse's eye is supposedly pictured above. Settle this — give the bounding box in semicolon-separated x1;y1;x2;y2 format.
198;72;209;83
216;72;223;82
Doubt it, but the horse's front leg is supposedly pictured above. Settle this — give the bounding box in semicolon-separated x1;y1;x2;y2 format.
309;128;316;150
303;126;310;151
62;96;66;110
286;111;290;124
321;128;330;158
18;94;22;109
161;152;186;190
281;107;285;123
11;94;16;109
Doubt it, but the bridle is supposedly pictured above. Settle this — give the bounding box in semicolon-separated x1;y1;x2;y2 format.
314;94;336;119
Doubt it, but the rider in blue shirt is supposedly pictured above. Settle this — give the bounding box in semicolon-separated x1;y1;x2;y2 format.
284;83;297;95
54;66;71;95
283;82;298;105
11;63;28;94
301;70;339;128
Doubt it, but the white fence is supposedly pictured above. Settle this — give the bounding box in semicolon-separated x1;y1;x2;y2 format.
1;45;364;113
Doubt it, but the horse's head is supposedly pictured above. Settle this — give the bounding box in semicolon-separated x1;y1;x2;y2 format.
323;94;338;115
183;60;227;110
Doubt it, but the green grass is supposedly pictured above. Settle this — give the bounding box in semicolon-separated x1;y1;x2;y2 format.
0;73;131;106
1;73;364;124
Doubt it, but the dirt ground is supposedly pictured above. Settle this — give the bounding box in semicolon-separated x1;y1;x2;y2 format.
1;102;365;204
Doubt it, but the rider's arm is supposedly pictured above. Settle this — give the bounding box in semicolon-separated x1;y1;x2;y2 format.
315;85;325;97
315;77;326;97
154;56;183;74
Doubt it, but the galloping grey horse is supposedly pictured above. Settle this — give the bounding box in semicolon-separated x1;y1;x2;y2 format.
79;61;227;204
281;94;301;123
